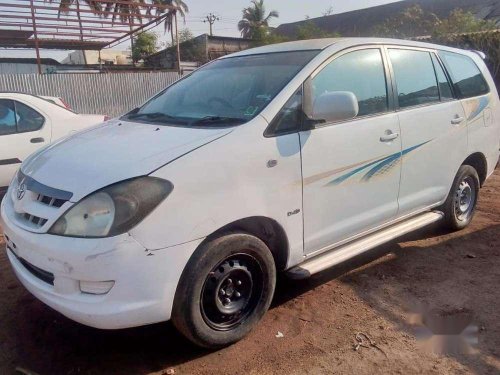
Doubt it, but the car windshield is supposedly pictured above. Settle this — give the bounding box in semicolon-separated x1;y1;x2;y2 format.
122;51;319;127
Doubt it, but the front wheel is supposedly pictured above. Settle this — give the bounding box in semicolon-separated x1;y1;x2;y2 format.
441;165;480;231
171;233;276;349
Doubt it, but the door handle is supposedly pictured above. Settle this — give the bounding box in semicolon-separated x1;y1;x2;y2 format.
380;132;399;142
30;137;45;144
451;116;465;125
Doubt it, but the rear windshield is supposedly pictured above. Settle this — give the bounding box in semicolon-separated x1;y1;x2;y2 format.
122;51;320;127
439;51;489;99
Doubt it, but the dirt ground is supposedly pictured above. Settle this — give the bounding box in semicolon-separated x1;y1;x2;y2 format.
0;168;499;375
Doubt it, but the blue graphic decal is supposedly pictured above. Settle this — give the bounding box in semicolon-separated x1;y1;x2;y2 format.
328;155;396;185
327;141;430;186
467;96;489;121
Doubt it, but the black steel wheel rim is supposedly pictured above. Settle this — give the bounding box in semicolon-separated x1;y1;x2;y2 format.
201;253;264;331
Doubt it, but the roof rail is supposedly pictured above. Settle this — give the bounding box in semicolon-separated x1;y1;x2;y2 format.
471;50;486;60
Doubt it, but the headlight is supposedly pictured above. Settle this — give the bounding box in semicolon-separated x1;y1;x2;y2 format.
6;168;20;196
49;177;173;238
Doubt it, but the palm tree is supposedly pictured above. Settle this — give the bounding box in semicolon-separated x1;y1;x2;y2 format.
48;0;150;24
47;0;102;16
102;0;148;24
150;0;189;45
238;0;279;39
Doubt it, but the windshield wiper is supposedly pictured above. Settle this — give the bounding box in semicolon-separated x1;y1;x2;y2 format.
124;112;183;124
188;116;247;127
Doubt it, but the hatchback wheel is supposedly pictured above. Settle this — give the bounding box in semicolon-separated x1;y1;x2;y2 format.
172;233;276;348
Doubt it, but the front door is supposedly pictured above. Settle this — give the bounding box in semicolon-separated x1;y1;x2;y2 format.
300;48;402;254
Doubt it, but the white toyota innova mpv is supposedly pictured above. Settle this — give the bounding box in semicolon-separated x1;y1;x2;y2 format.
2;38;499;348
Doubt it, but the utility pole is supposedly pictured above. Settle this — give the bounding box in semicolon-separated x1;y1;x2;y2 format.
29;0;42;74
203;13;220;36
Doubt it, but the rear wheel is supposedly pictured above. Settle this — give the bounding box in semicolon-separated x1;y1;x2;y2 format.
441;165;480;230
172;233;276;348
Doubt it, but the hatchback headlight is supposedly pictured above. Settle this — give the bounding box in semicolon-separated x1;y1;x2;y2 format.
49;177;173;238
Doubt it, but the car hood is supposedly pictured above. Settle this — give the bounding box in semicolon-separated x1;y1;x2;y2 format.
21;120;232;201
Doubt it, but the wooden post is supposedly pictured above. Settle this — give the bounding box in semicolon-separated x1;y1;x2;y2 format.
75;0;87;65
29;0;42;74
175;13;181;74
129;14;135;65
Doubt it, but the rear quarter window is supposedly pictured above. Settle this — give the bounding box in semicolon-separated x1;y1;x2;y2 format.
439;51;489;99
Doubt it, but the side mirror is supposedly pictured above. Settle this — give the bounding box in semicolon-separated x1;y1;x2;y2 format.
311;91;359;124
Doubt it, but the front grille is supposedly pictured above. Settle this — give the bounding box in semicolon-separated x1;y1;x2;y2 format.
18;193;68;228
36;193;67;208
12;172;72;230
23;213;48;227
8;248;54;286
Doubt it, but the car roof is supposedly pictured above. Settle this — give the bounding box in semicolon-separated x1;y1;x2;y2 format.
0;92;76;113
223;37;474;58
223;38;343;57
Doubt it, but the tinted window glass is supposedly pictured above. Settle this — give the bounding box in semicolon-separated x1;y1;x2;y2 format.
431;54;454;100
131;51;320;127
311;49;388;117
389;49;439;108
0;99;17;136
15;101;45;132
268;87;303;136
439;51;489;98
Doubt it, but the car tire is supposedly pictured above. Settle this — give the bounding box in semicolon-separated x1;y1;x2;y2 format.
171;232;276;349
441;165;480;231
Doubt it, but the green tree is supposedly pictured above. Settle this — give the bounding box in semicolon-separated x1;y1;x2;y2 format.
238;0;279;39
178;28;194;44
131;31;159;62
296;20;339;40
165;27;194;47
372;5;439;38
174;29;206;63
372;6;500;88
430;11;498;87
432;9;497;38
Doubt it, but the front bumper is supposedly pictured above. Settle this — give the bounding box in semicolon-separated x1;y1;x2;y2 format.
1;197;202;329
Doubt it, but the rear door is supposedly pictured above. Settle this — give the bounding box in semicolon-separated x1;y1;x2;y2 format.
300;47;402;254
439;51;496;174
0;99;51;188
387;47;468;215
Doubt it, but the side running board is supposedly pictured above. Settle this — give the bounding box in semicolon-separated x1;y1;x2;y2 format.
288;211;443;280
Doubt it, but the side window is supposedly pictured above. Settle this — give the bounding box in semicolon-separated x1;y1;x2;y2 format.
267;87;303;136
0;99;17;136
389;49;440;108
311;49;388;118
14;101;45;133
431;54;454;100
439;51;489;99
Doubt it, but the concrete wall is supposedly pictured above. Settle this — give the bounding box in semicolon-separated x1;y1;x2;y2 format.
63;50;132;65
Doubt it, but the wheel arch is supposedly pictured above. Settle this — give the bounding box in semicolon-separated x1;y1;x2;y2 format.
203;216;290;271
463;152;488;187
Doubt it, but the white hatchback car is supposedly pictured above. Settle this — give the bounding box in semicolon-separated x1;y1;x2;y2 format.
0;93;107;193
1;38;499;348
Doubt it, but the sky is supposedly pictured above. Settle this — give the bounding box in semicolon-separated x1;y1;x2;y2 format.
0;0;402;61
